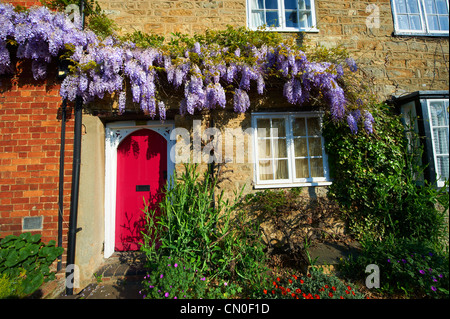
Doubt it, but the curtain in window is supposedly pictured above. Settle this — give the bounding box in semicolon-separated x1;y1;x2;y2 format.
251;0;265;28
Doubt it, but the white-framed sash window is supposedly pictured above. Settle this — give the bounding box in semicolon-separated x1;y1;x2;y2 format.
252;112;331;188
247;0;318;32
426;99;449;187
391;0;449;35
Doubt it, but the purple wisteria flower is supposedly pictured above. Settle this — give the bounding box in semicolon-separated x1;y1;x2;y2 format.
419;270;425;275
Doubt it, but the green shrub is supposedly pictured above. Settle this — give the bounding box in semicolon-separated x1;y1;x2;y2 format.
0;233;64;297
141;255;242;299
141;164;268;295
0;273;28;299
338;236;449;298
323;103;449;248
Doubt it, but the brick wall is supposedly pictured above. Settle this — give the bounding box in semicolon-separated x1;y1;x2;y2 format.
0;57;74;251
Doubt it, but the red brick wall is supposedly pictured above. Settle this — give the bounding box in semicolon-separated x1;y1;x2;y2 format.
0;57;74;255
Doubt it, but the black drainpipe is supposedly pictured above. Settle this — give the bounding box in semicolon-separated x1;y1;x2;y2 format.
65;0;85;295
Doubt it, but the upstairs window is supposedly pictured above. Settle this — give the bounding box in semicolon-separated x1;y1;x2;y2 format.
247;0;318;32
392;0;449;35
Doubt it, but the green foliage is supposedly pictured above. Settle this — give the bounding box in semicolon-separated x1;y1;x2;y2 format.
40;0;117;38
323;103;448;248
141;255;242;299
338;236;449;298
0;273;28;299
141;164;268;296
241;188;302;217
0;233;64;298
261;267;365;299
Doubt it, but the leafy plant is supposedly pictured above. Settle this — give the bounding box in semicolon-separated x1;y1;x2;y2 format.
0;233;64;297
141;255;242;299
262;266;366;299
141;164;268;295
338;236;449;298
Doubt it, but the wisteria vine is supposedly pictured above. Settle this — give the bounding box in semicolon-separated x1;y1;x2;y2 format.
0;4;374;133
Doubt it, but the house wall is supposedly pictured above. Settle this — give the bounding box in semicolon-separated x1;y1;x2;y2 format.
98;0;449;102
0;61;74;258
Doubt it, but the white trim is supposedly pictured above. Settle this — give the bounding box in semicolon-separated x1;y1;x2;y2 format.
246;0;319;33
251;111;331;188
391;0;449;36
426;99;449;188
103;120;175;258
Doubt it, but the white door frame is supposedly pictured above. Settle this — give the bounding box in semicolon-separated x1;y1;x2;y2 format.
103;120;175;258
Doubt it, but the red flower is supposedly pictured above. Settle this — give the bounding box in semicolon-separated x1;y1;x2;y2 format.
315;294;320;299
328;292;333;298
291;293;296;298
276;277;280;282
352;291;355;296
332;286;336;291
340;296;344;299
272;290;275;294
287;288;291;292
273;281;277;286
345;290;350;294
263;289;267;294
307;273;311;278
300;279;304;284
347;285;352;290
288;279;293;284
292;275;298;280
325;285;329;289
296;288;301;294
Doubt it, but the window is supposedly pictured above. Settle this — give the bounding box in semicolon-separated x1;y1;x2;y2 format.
391;0;449;35
427;99;449;187
247;0;318;32
252;112;331;188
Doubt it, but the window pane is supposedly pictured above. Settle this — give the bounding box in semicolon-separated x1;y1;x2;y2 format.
410;15;423;30
273;139;287;158
257;119;270;137
258;139;272;158
259;160;273;180
307;117;321;135
310;158;324;177
396;0;408;13
266;11;280;27
436;0;449;14
256;0;264;8
424;0;437;13
427;15;440;30
284;0;297;10
272;118;286;137
265;0;278;9
294;138;308;157
275;160;289;179
295;158;309;178
433;128;449;154
407;0;420;13
430;101;448;126
308;137;323;156
293;118;306;136
398;14;410;29
439;16;449;30
286;11;298;28
251;11;265;28
437;156;449;179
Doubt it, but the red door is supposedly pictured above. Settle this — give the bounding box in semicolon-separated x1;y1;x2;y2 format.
115;129;167;251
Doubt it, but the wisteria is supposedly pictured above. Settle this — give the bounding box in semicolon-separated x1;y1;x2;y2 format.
0;4;374;133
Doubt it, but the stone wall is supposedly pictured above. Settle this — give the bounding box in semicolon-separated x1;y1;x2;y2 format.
97;0;449;102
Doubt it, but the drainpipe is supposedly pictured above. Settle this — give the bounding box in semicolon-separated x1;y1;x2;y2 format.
65;0;85;296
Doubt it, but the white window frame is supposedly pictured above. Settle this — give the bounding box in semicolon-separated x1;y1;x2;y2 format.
246;0;319;33
426;99;449;188
252;112;331;188
391;0;449;36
